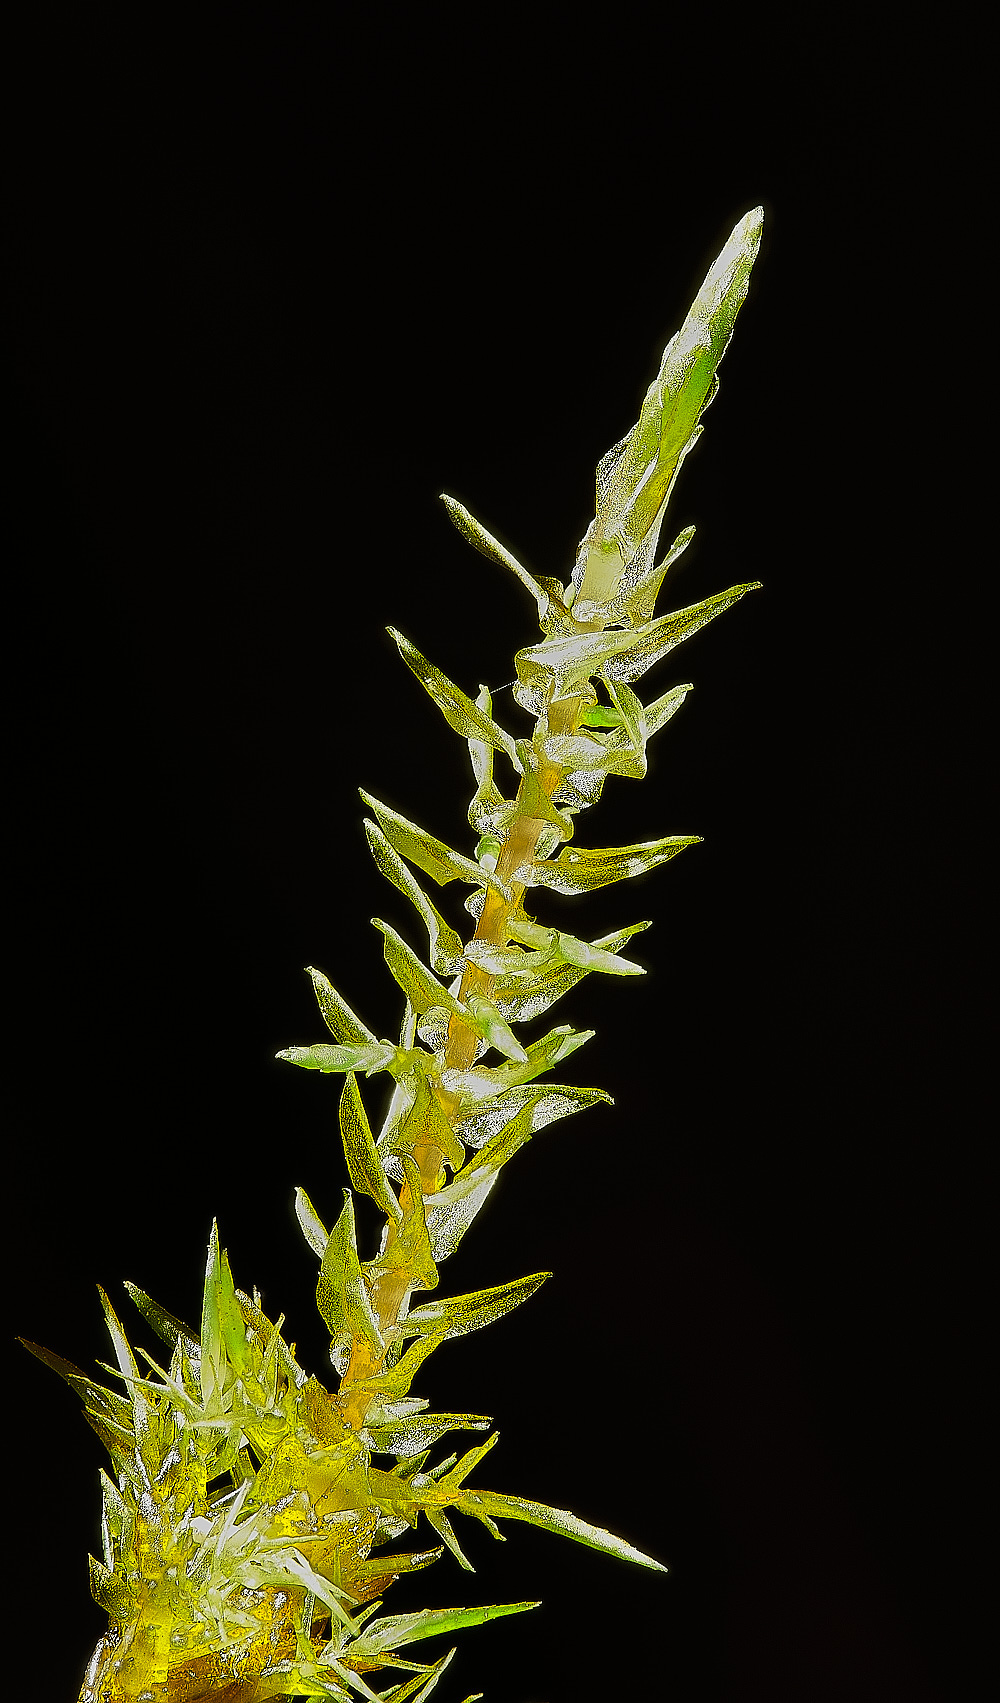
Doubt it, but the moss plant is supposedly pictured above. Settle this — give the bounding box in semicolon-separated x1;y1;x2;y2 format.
24;208;764;1702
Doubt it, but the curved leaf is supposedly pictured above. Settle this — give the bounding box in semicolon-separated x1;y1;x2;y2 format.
389;627;520;767
518;834;701;893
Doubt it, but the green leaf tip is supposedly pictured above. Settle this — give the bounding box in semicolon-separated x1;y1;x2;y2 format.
575;206;763;614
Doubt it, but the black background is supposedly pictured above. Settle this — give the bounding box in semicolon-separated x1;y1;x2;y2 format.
6;11;983;1701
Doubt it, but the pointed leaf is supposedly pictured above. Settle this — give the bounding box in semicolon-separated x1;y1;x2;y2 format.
465;683;511;837
365;820;466;975
485;921;650;1024
352;1599;539;1657
575;206;763;609
381;1651;458;1703
295;1184;330;1259
365;1154;439;1301
361;791;508;895
388;1069;467;1174
19;1337;90;1387
442;1024;596;1106
600;678;647;779
317;1190;384;1369
519;834;700;893
609;522;697;630
389;627;520;766
419;1081;612;1258
88;1552;134;1622
123;1284;198;1357
515;580;759;706
374;919;526;1063
340;1073;402;1222
644;680;692;738
97;1285;139;1383
374;918;464;1018
600;582;762;685
368;1412;492;1457
277;1040;398;1074
458;1488;668;1573
306;964;377;1047
401;1271;550;1342
424;1506;475;1571
440;494;552;622
462;992;528;1063
436;1431;501;1490
454;1079;611;1152
352;1330;446;1404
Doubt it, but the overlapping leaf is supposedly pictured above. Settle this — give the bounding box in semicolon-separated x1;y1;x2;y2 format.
513;579;760;712
573;205;763;612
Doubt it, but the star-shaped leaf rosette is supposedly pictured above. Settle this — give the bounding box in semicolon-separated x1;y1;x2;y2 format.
25;208;763;1701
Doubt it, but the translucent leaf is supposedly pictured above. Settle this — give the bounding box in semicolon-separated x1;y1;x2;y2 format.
551;684;688;812
316;1189;384;1370
419;1164;503;1263
381;1651;458;1702
519;834;701;893
539;724;613;773
347;1543;445;1587
350;1330;445;1405
600;582;762;685
573;206;763;610
199;1222;246;1402
456;1080;611;1152
424;1506;475;1571
351;1599;539;1657
457;1488;668;1573
367;1412;492;1458
340;1073;402;1223
442;1024;595;1106
366;1155;439;1298
462;991;529;1063
361;790;508;895
277;1040;399;1074
514;580;759;707
374;918;526;1064
388;1068;466;1175
556;927;647;974
88;1552;134;1622
420;1083;610;1258
295;1184;329;1259
389;627;520;768
374;918;465;1019
400;1271;550;1343
122;1283;198;1357
512;755;574;842
435;1431;500;1490
97;1284;139;1384
439;494;553;625
644;680;692;738
365;820;466;976
601;678;647;779
608;521;697;630
465;684;511;837
306;964;377;1047
486;921;650;1025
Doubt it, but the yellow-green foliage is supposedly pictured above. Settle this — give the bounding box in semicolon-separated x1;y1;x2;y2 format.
23;208;763;1702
